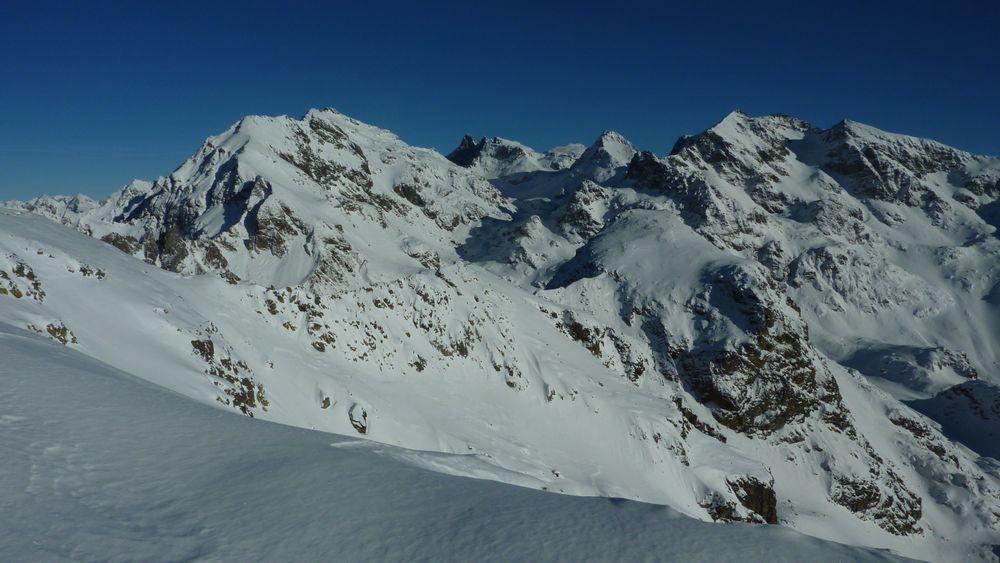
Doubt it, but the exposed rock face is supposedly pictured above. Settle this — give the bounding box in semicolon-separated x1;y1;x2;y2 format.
446;134;581;178
6;107;1000;559
100;232;140;254
349;402;369;434
822;120;967;204
729;476;778;524
555;181;610;242
701;476;779;525
446;134;481;167
675;263;839;436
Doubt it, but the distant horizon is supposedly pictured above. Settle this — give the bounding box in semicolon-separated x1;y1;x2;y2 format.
2;1;998;200
5;105;991;202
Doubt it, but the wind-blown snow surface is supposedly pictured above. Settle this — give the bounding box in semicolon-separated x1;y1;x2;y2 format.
3;107;1000;561
0;323;906;562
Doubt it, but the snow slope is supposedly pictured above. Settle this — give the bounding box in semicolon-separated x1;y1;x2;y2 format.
0;323;908;562
4;107;1000;561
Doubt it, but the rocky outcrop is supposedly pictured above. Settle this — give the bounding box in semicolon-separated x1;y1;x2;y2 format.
822;120;968;204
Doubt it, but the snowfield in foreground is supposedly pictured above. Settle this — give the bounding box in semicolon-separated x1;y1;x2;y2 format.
0;323;905;562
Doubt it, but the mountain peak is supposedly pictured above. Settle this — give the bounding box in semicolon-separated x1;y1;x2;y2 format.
568;130;637;183
669;110;811;159
581;130;635;162
824;118;957;153
457;133;477;149
446;134;482;167
827;118;878;139
593;129;631;147
445;135;553;178
300;107;342;122
718;108;750;124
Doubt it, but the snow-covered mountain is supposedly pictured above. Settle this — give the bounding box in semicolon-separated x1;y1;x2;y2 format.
445;134;585;178
3;107;1000;561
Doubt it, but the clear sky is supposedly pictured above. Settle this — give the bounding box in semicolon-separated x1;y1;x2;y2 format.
1;0;998;200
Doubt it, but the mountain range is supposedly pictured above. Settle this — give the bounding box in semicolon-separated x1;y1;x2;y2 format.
3;107;1000;561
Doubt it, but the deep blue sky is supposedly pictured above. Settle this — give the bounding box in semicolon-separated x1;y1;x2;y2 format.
2;1;998;200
